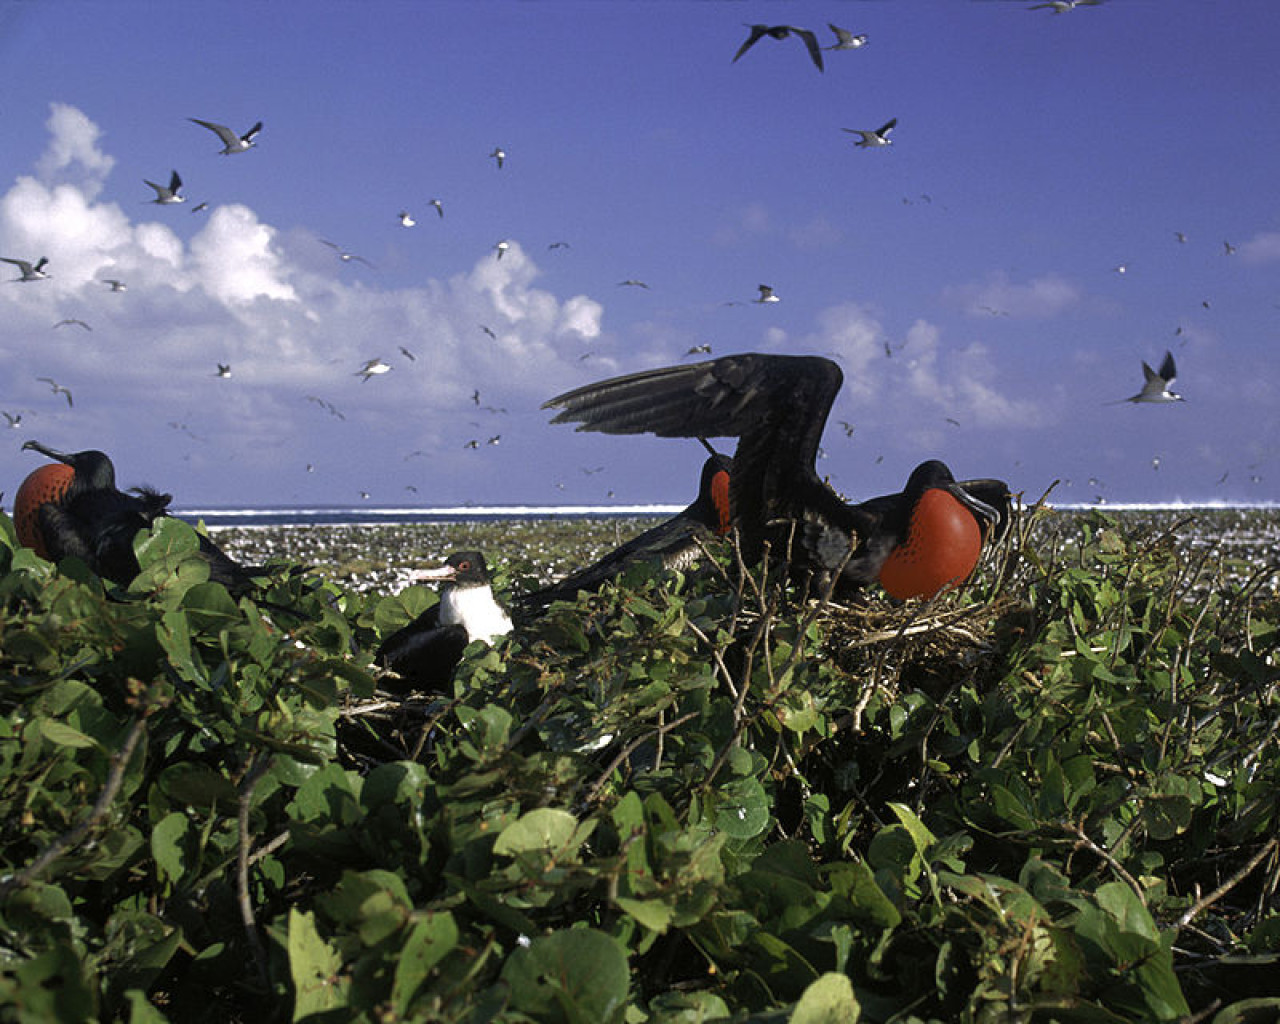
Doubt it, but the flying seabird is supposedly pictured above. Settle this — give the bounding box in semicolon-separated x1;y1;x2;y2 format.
37;377;73;407
733;24;824;72
189;118;262;154
618;279;649;289
398;210;416;228
825;24;868;50
398;345;416;361
1114;351;1185;404
15;440;261;589
843;119;897;148
754;284;780;304
494;240;510;260
3;257;50;282
685;344;712;357
320;240;374;266
54;319;91;332
428;198;444;218
1029;0;1102;11
103;278;127;292
377;551;512;693
356;358;391;381
543;354;1012;600
216;363;231;378
480;325;497;340
191;202;209;214
490;147;506;169
144;170;185;204
3;411;22;429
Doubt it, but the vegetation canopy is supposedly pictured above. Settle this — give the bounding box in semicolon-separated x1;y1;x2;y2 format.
0;504;1277;1022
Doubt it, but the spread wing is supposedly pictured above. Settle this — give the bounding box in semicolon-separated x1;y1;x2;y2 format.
545;353;855;562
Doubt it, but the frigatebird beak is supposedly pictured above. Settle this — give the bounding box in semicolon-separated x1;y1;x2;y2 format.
21;440;71;464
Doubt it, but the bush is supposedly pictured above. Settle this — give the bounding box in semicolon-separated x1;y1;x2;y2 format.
0;507;1277;1022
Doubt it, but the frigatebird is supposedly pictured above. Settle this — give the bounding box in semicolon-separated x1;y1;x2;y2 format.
515;448;733;618
543;354;1011;600
15;440;260;590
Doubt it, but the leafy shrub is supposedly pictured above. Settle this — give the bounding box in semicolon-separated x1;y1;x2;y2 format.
0;507;1277;1022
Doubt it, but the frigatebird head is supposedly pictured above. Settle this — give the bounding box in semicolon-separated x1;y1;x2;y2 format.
22;440;118;491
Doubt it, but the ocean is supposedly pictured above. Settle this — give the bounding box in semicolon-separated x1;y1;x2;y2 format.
174;501;1280;528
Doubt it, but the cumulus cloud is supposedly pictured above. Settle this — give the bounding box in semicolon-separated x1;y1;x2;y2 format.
1238;231;1280;265
35;103;115;198
0;105;621;502
945;271;1079;319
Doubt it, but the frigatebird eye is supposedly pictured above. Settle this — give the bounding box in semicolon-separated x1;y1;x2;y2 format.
458;560;472;570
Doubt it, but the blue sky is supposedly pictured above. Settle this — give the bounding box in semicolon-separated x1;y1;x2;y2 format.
1;1;1278;511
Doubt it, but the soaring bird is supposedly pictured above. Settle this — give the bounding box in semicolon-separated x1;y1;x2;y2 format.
733;24;824;72
826;24;868;50
1115;351;1185;404
15;440;259;589
489;147;506;169
398;210;416;228
844;119;897;148
754;284;780;304
544;354;1011;600
377;551;512;693
189;117;262;154
356;358;391;381
320;240;374;267
144;170;185;204
515;448;733;618
3;257;50;281
1029;0;1102;11
103;278;127;292
54;318;91;332
37;377;73;407
428;198;444;218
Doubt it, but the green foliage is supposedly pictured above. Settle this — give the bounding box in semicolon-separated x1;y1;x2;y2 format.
1;507;1277;1021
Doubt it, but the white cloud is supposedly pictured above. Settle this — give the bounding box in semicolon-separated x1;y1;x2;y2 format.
35;103;115;199
945;271;1079;319
189;205;297;305
0;106;622;502
1238;231;1280;265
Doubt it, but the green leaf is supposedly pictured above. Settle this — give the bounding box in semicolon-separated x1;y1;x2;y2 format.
494;807;585;857
37;718;98;750
391;912;459;1016
789;972;860;1024
288;908;348;1022
150;812;191;886
501;928;630;1024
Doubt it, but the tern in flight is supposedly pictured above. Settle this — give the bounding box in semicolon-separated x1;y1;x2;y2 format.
189;118;262;154
844;119;897;148
144;170;185;204
1114;351;1185;404
826;24;868;50
2;257;50;281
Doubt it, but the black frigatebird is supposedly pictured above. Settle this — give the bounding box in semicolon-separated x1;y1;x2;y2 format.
543;354;1011;600
377;551;512;693
15;440;260;590
515;447;733;618
733;24;824;72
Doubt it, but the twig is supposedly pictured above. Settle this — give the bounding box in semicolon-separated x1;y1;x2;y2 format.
1176;838;1278;930
237;755;274;991
1068;822;1147;905
581;711;698;807
0;716;147;899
